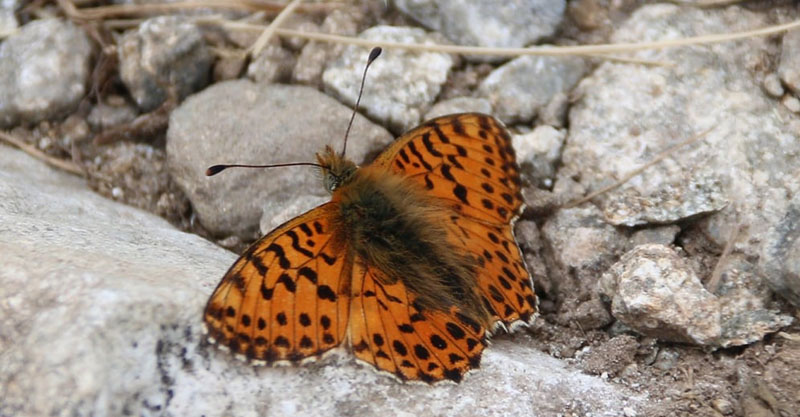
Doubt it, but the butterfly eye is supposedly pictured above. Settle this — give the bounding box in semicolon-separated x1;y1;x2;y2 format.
324;173;340;193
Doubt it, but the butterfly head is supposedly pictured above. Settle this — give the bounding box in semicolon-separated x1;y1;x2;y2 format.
317;145;357;193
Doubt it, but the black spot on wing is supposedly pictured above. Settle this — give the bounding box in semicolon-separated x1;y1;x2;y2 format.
407;141;432;170
265;243;290;269
286;230;313;258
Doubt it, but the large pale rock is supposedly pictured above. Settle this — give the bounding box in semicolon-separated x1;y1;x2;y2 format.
564;5;799;235
0;145;644;417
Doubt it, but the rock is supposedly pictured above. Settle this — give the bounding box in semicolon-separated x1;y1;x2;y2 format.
118;16;211;112
629;225;680;249
540;205;627;312
293;9;361;87
761;73;784;98
713;256;794;347
166;80;393;239
540;92;570;128
563;5;800;294
598;244;793;347
781;95;800;113
247;41;295;83
513;125;566;188
424;97;492;120
394;0;565;61
778;29;800;94
322;26;454;134
598;244;722;345
478;55;586;124
757;193;800;307
0;19;92;128
0;145;644;417
514;220;550;295
602;174;727;227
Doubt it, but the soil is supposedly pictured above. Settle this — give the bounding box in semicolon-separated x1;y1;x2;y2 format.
5;1;799;416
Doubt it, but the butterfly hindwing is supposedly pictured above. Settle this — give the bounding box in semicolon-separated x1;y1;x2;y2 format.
349;262;487;383
373;113;538;328
204;203;351;363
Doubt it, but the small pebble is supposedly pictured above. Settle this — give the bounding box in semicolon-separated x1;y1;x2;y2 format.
762;73;784;98
781;95;800;113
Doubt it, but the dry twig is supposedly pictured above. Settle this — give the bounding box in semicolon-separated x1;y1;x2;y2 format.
0;131;84;176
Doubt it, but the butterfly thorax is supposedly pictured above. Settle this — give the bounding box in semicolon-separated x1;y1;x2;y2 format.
322;155;491;327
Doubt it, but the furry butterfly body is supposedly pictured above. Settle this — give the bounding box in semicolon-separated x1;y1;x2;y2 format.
204;113;538;383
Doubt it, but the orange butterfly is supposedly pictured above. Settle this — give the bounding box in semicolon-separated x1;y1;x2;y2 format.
203;113;538;383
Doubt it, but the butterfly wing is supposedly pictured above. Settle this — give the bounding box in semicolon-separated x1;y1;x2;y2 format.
204;203;352;364
348;261;487;383
371;113;537;327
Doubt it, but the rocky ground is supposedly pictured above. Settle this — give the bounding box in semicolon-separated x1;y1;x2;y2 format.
1;1;799;416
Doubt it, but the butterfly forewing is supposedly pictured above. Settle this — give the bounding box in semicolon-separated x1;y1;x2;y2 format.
373;113;537;328
374;113;524;225
204;203;351;363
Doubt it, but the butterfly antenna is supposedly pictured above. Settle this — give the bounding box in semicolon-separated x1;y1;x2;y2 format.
341;46;382;158
206;162;324;176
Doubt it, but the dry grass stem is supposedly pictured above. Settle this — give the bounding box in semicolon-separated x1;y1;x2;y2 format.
61;0;339;20
564;126;715;209
250;0;302;57
198;18;800;58
0;131;84;176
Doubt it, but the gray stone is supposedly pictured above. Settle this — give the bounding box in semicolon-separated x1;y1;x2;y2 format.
629;225;680;249
598;244;793;347
513;125;565;188
540;92;570;128
563;5;800;282
598;244;722;345
0;0;18;35
118;16;211;112
478;55;586;124
778;29;800;94
293;9;361;87
394;0;565;61
762;73;784;98
247;41;295;84
0;19;91;127
166;80;393;239
602;174;727;227
782;95;800;113
322;26;454;134
0;145;644;417
758;193;800;307
424;97;492;120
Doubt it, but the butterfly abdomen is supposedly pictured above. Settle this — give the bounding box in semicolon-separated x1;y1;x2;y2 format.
332;166;491;326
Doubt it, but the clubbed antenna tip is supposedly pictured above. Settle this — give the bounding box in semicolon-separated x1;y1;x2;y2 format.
341;46;382;158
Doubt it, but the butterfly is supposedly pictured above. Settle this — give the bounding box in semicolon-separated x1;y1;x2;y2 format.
203;112;538;383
